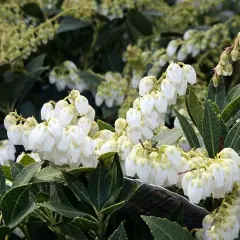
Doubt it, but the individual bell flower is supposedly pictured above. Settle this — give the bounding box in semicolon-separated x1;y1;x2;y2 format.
139;76;156;96
166;62;182;84
98;140;118;155
166;40;179;57
41;102;54;120
59;106;75;127
4;115;17;130
141;122;153;140
154;91;168;113
21;128;32;150
161;79;177;101
82;136;96;157
125;148;138;177
183;29;195;40
115;118;127;134
81;154;97;168
187;178;204;204
126;108;141;129
165;145;182;168
219;148;240;163
54;100;69;118
95;93;104;106
64;60;77;70
143;110;163;130
49;70;57;84
136;157;151;183
209;163;225;188
126;127;142;144
182;171;194;196
68;125;85;146
154;163;168;186
159;54;168;67
165;167;179;187
56;129;70;151
7;125;23;145
133;98;140;109
182;64;197;85
78;117;92;136
69;143;81;167
48;118;62;138
89;121;99;137
140;94;155;116
175;78;188;96
42;131;56;152
75;95;89;115
105;98;114;108
85;106;95;121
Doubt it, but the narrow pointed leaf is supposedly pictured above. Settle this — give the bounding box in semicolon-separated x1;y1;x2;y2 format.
207;79;225;110
202;100;221;157
233;136;240;154
38;202;87;219
33;165;63;182
224;83;240;106
97;119;115;132
101;201;125;215
0;170;6;197
153;129;183;146
63;223;88;240
62;171;93;207
1;184;37;228
102;188;122;209
142;216;194;240
8;161;23;180
174;110;200;148
72;217;98;231
13;162;42;187
222;95;240;122
224;121;240;148
109;222;128;240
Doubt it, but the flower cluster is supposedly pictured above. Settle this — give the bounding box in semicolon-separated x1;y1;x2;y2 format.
0;140;15;166
49;61;88;92
95;72;128;108
125;62;196;144
196;183;240;240
5;90;98;168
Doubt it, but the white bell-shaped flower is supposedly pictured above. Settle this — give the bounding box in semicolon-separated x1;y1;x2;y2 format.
165;145;182;168
177;47;188;61
22;129;31;150
82;136;96;157
125;154;137;177
49;70;57;84
56;129;70;151
99;140;118;155
78;117;92;136
41;102;54;120
115;118;127;134
95;93;104;106
54;100;69;118
154;164;168;186
139;76;156;96
89;121;99;137
126;127;142;144
105;98;114;108
166;40;178;57
210;163;225;188
159;54;168;67
161;79;177;101
85;106;95;121
4;115;17;130
59;106;75;127
48;118;62;138
42;132;55;152
136;158;151;183
187;178;204;204
154;91;168;113
126;108;141;129
219;148;240;163
166;62;182;84
75;95;89;115
165;168;179;187
143;110;161;130
68;125;85;146
140;94;155;116
7;125;22;145
182;172;194;196
69;143;81;166
176;78;188;96
81;154;97;168
182;64;197;85
141;122;153;140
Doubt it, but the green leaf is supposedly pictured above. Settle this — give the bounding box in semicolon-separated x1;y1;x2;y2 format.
142;216;194;240
222;95;240;122
97;119;115;132
62;223;88;240
19;155;36;166
72;217;98;231
109;222;128;240
202;100;221;157
13;162;42;187
67;167;94;176
57;17;90;33
224;83;240;106
127;10;152;35
38;202;87;219
153;129;183;146
8;161;24;180
224;122;240;148
101;200;125;215
26;54;46;73
174;110;200;148
0;226;10;239
207;79;225;111
78;71;104;87
1;184;37;228
1;166;12;181
0;170;6;198
185;89;203;131
62;171;93;207
219;115;228;139
33;165;63;182
21;3;43;19
232;136;240;154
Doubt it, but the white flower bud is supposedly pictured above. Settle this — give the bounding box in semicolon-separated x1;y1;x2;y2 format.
177;47;188;61
182;64;197;85
57;129;70;151
139;76;156;96
59;106;75;127
68;125;85;146
75;95;89;115
49;70;57;84
42;132;55;152
136;158;151;183
161;79;176;100
159;54;168;67
41;102;54;120
4;115;17;130
166;63;183;85
140;94;155;116
69;144;81;166
187;178;203;204
115;118;127;134
48;118;62;138
126;108;141;129
54;100;69;118
78;117;92;136
95;93;104;106
99;140;118;155
85;106;95;121
166;40;178;57
7;125;22;145
154;91;168;113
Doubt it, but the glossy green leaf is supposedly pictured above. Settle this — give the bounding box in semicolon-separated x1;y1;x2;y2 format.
202;100;221;157
221;95;240;122
78;71;104;87
21;3;43;19
174;110;200;148
224;83;240;106
33;165;63;182
233;136;240;154
13;162;42;187
225;122;240;148
57;17;90;33
63;223;88;240
101;200;125;215
142;216;194;240
109;222;128;240
207;79;225;110
26;54;46;73
19;155;36;166
219;115;228;139
154;129;183;146
8;161;24;180
38;202;87;219
72;217;98;231
1;184;37;228
97;119;115;132
62;171;93;207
